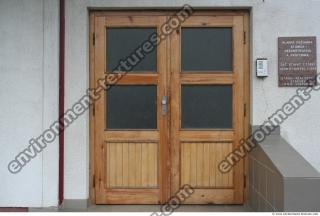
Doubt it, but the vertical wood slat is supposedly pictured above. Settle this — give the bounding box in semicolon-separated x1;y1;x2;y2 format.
107;142;110;188
106;142;158;188
190;143;197;186
228;143;233;187
109;143;116;187
128;144;136;187
149;143;158;187
116;144;123;186
209;142;216;187
216;143;223;186
181;142;233;188
141;143;148;186
203;143;210;186
135;143;142;186
196;143;204;187
122;143;129;186
181;143;190;185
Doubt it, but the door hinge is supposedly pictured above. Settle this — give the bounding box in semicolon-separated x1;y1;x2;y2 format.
93;174;95;188
244;174;246;188
243;31;246;45
93;32;95;46
244;103;246;117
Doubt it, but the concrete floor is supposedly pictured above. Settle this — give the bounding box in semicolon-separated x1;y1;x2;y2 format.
31;204;252;212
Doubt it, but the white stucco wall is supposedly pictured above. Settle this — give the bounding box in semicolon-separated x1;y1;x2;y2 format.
0;0;320;207
0;0;59;207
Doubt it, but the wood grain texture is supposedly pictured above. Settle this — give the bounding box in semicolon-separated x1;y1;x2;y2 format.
94;15;107;203
104;131;159;142
169;13;247;204
243;13;251;203
232;15;245;203
90;11;250;205
184;189;234;204
105;142;158;188
102;189;159;204
180;142;233;188
180;73;234;84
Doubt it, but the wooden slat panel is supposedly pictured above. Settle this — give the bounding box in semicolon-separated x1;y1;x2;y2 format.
215;143;223;186
107;142;111;188
209;142;216;187
105;142;158;188
148;143;158;187
108;143;116;187
135;143;142;186
141;143;148;186
203;143;210;186
227;143;233;187
115;143;123;186
128;144;136;187
181;143;191;185
190;143;197;186
181;142;233;188
196;143;204;187
122;143;129;186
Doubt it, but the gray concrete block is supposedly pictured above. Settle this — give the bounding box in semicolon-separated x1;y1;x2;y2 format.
249;156;255;188
253;160;259;190
284;178;320;211
259;166;267;198
249;186;258;211
273;175;284;211
259;136;320;178
265;201;275;212
61;199;89;210
249;131;320;212
266;170;276;205
257;194;266;212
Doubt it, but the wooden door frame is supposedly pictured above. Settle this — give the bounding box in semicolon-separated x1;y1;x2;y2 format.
88;10;250;204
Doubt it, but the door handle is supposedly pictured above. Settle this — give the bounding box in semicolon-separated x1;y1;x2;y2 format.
161;96;166;115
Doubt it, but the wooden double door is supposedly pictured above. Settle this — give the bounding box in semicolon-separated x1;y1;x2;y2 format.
90;11;248;204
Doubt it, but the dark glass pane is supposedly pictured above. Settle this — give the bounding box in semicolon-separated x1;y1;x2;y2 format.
107;28;157;72
181;28;232;72
181;85;232;129
106;85;157;129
